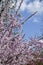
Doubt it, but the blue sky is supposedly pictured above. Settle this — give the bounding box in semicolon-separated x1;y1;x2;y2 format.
18;0;43;39
21;10;43;39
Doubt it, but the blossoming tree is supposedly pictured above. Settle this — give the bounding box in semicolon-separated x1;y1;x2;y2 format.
0;0;43;65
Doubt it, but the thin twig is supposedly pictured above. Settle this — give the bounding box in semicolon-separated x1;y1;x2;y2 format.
21;11;38;24
16;0;23;14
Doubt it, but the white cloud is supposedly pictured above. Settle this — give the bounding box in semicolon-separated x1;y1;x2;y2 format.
27;1;43;13
20;0;43;13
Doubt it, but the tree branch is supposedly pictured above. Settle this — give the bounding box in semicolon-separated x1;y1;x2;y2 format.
21;11;38;24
